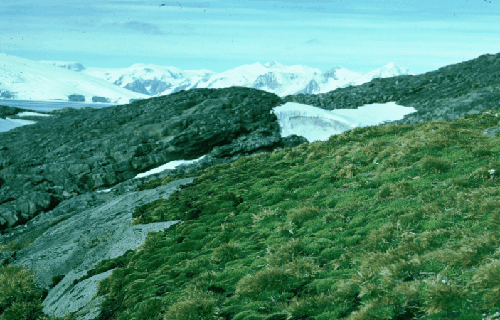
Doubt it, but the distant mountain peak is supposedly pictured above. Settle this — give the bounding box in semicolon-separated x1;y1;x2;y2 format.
264;61;284;68
384;62;395;68
366;62;415;78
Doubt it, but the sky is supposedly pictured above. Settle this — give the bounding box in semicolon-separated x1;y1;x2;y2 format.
1;0;499;74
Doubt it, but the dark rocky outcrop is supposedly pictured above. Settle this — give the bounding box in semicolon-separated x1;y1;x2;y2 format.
91;96;110;103
0;105;29;119
68;94;86;102
0;87;306;232
123;79;173;96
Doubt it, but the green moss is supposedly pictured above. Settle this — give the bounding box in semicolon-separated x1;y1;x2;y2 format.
0;265;70;320
41;109;498;320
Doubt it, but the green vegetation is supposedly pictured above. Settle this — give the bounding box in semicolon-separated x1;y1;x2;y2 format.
4;109;500;319
0;265;53;320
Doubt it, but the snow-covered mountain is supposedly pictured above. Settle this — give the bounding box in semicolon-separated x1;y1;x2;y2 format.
78;60;415;97
82;63;215;96
1;53;415;103
0;53;148;104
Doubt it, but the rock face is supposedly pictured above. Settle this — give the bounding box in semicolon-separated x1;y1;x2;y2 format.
298;79;320;94
282;52;500;125
122;79;173;96
13;177;194;319
0;105;27;119
91;96;110;103
68;94;86;102
0;87;306;232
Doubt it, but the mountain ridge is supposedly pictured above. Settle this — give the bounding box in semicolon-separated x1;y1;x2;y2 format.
35;59;413;97
81;59;414;97
2;54;415;102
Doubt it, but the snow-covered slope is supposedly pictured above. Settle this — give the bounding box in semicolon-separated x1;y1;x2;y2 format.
78;60;415;98
0;53;148;104
5;53;414;102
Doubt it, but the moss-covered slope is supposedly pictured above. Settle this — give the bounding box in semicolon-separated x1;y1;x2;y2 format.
4;110;500;320
102;110;500;319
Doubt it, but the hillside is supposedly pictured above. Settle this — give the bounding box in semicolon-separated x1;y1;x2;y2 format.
4;107;500;320
115;111;500;320
1;52;500;320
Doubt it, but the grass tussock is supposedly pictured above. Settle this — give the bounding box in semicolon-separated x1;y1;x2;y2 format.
5;110;500;319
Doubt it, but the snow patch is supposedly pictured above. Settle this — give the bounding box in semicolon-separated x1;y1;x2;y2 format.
96;188;112;194
272;101;417;142
134;155;206;179
16;111;53;117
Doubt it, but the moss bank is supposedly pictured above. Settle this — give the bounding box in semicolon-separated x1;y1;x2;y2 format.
4;110;500;320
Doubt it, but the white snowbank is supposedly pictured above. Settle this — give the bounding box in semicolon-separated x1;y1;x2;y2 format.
271;101;417;142
96;188;112;194
16;111;53;117
134;155;206;179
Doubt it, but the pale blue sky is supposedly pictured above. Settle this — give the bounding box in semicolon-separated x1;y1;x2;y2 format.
1;0;499;74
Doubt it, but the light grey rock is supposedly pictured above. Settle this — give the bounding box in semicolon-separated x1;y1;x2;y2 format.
45;269;114;319
482;126;500;138
12;177;194;319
